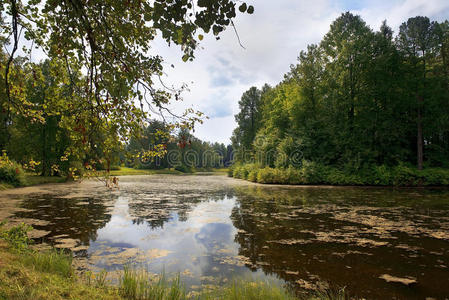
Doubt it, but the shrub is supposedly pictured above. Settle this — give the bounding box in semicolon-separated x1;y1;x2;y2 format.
232;165;242;178
227;166;234;177
174;164;193;173
247;169;258;182
392;164;420;186
257;167;276;183
419;168;449;186
299;160;327;184
0;151;26;187
285;167;302;184
324;168;348;185
238;166;250;179
370;165;393;186
233;162;449;186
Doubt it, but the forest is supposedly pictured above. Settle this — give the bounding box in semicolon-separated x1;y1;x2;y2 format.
230;13;449;186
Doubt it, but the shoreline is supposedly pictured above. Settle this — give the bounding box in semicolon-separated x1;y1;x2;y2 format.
3;171;449;193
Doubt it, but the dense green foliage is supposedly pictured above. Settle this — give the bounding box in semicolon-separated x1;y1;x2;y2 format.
0;150;26;186
0;0;250;180
231;13;449;185
230;163;449;186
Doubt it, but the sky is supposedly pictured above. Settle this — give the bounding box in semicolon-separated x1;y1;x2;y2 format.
152;0;449;145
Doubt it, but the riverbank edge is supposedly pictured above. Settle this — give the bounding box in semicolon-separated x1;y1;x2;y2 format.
0;167;229;191
229;164;449;187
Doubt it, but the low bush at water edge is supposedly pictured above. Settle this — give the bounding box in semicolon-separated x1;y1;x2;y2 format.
229;163;449;186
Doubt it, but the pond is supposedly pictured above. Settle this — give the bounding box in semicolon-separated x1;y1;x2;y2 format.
1;175;449;299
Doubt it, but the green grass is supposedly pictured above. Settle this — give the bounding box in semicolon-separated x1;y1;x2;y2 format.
119;266;185;300
24;248;73;278
23;174;67;186
0;174;66;191
204;168;229;174
108;167;229;176
200;281;297;300
1;167;190;191
0;183;14;190
108;167;183;176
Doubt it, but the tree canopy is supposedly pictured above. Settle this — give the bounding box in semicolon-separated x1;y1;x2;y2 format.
232;13;449;171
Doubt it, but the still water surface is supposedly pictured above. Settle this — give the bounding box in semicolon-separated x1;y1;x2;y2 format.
1;175;449;299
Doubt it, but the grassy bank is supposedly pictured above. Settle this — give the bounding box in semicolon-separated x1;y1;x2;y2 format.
108;167;184;176
230;163;449;186
0;223;344;300
23;174;67;186
1;167;231;191
0;174;66;191
108;167;229;176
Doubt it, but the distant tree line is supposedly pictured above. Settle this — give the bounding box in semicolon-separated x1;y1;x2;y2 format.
126;122;233;171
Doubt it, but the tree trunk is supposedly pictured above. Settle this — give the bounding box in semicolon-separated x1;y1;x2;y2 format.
417;99;423;170
348;56;355;131
0;109;6;150
42;123;49;176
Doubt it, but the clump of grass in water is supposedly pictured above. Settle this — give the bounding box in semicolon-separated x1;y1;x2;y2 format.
0;222;33;251
24;248;73;278
120;265;185;300
308;287;347;300
201;280;298;300
85;270;109;287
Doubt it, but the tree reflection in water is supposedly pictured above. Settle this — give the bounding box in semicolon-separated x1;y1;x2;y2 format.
230;185;449;299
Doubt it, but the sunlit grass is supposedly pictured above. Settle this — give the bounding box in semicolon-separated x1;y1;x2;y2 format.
24;248;73;278
200;280;298;300
0;182;13;190
120;266;185;300
109;167;183;176
23;174;66;186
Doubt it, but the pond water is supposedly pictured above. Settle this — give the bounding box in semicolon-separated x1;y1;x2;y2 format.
1;175;449;299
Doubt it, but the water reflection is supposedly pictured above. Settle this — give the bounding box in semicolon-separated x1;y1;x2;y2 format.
231;186;449;299
87;194;274;289
4;176;449;299
13;193;114;247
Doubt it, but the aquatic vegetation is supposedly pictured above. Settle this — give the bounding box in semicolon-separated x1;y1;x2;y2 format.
200;280;297;300
120;266;185;300
24;248;73;278
0;221;33;251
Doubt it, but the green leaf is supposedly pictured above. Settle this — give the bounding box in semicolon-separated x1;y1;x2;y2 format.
198;34;204;41
239;3;247;13
247;5;254;14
